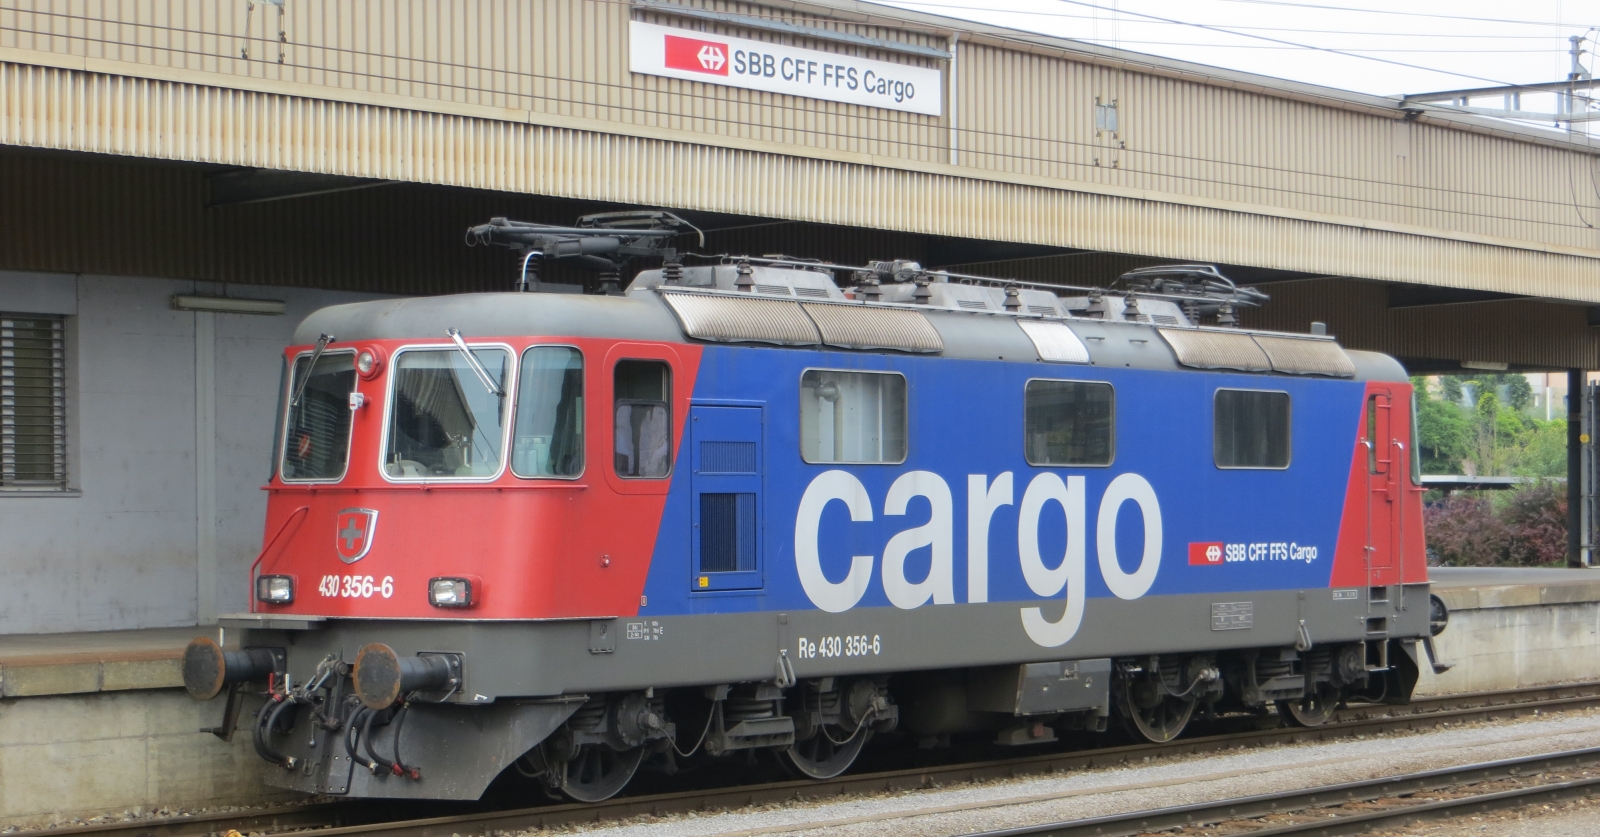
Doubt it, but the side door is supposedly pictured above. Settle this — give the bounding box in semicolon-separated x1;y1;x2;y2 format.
689;405;764;591
1364;388;1399;581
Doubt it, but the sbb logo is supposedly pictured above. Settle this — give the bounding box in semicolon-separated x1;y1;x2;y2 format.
1189;542;1225;565
664;34;729;76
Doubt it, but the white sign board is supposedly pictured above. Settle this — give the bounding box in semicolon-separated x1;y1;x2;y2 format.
629;21;943;117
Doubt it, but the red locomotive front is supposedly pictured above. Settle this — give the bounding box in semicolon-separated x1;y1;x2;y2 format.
255;333;697;623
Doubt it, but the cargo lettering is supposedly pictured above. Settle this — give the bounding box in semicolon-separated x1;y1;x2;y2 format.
794;470;1163;647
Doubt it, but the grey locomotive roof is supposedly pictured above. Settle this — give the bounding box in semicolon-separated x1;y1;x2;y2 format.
294;283;1406;384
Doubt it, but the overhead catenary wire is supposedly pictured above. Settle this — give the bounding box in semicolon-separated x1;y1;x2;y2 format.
1048;0;1523;87
1196;0;1600;29
892;1;1591;38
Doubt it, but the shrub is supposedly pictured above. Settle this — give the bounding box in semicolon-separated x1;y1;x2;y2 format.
1424;482;1567;567
1425;492;1512;566
1501;482;1568;566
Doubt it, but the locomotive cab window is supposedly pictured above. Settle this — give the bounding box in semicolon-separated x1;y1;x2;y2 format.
800;370;907;464
1025;380;1114;466
1214;389;1291;469
614;360;672;478
281;350;357;481
512;347;583;478
384;347;509;479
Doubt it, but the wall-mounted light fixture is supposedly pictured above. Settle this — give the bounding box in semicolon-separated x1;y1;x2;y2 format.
171;294;286;315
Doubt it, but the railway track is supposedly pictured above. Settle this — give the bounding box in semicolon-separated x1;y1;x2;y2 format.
971;745;1600;836
23;681;1600;837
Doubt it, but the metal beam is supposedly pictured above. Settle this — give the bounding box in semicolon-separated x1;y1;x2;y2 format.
1404;103;1600;123
1572;369;1585;568
207;168;393;207
1402;78;1599;103
1387;285;1529;309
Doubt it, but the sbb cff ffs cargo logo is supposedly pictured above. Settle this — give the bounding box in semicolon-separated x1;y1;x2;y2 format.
665;34;728;76
630;21;943;116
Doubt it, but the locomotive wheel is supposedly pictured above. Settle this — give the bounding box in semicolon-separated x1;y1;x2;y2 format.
1117;678;1196;744
1277;682;1342;727
781;725;870;780
558;744;644;802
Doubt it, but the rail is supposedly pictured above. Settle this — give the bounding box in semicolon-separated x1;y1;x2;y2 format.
20;682;1600;837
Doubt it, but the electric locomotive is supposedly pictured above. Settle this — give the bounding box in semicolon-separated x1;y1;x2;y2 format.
183;212;1448;802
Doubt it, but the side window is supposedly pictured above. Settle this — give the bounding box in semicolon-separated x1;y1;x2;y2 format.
1409;394;1423;486
1214;389;1290;469
1024;380;1114;466
282;351;357;481
799;370;907;464
1366;396;1381;473
614;360;672;478
512;347;584;478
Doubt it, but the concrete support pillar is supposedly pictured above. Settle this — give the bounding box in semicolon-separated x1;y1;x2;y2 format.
1569;369;1584;568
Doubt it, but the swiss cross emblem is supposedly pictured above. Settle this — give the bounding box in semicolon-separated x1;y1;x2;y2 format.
697;44;725;71
336;508;379;564
664;34;730;76
1188;541;1225;566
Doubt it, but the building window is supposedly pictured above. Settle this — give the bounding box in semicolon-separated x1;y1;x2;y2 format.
0;313;66;489
799;369;907;464
1214;389;1291;469
1025;380;1114;466
614;360;672;478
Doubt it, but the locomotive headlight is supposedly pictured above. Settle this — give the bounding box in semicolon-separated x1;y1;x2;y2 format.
428;577;473;608
355;346;385;380
256;575;295;604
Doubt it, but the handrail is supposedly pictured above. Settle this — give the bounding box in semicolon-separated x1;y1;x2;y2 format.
249;505;310;611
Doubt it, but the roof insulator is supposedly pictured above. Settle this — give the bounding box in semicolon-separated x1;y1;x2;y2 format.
1003;285;1022;312
1217;302;1238;328
662;256;683;286
1123;294;1142;321
1085;289;1106;319
912;275;933;304
735;259;755;292
860;276;883;302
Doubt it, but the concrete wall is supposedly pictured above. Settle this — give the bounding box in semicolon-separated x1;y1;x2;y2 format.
0;689;287;827
1417;582;1600;696
0;272;381;635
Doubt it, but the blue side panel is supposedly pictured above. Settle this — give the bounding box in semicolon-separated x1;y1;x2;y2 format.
639;346;1366;617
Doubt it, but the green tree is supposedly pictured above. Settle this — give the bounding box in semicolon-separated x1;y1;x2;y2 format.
1416;397;1471;473
1473;390;1506;473
1440;376;1464;406
1503;374;1533;412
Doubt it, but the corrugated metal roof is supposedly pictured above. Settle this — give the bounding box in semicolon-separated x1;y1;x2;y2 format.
1252;335;1357;378
800;302;944;353
660;292;822;345
1159;329;1272;372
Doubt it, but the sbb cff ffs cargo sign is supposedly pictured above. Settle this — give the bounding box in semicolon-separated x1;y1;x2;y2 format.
630;21;943;117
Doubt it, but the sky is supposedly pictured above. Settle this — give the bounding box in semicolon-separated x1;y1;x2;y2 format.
881;0;1597;125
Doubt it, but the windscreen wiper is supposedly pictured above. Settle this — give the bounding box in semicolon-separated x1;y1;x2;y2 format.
446;328;505;396
289;333;335;407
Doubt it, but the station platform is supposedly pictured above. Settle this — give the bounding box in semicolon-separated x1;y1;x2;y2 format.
1419;566;1600;697
0;567;1595;827
0;626;196;697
